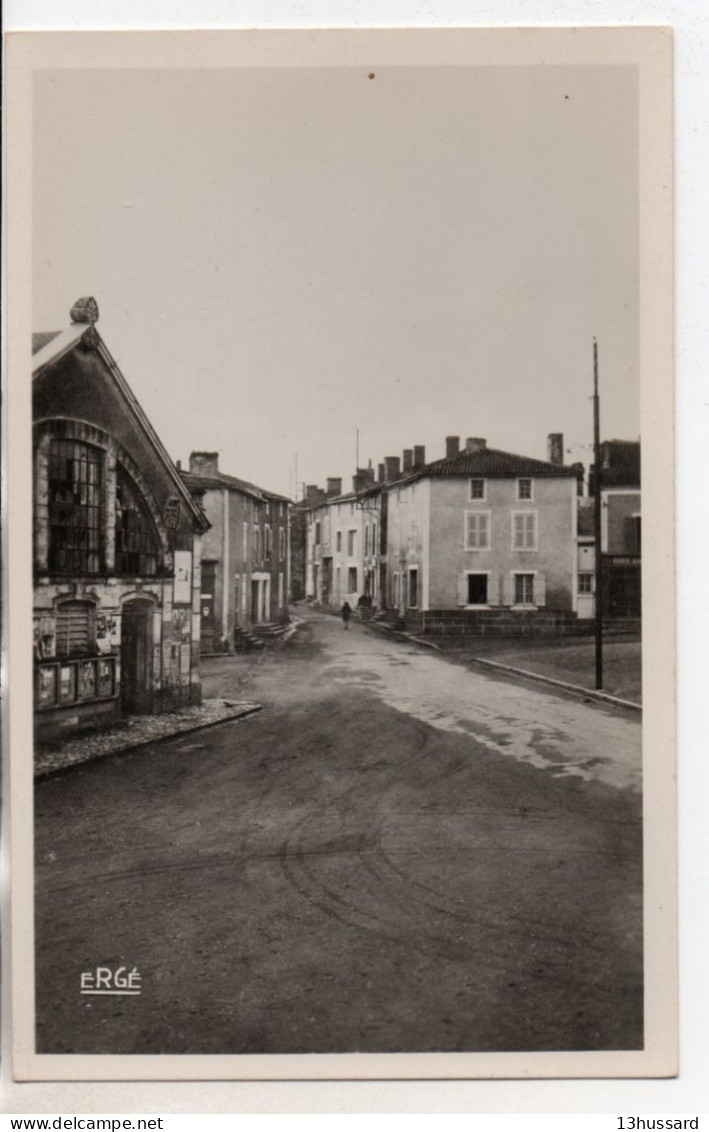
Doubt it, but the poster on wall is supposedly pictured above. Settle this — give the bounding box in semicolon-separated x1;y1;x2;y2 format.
173;550;193;605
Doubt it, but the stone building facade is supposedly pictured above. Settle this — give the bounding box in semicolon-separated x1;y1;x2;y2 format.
33;299;209;743
305;466;390;611
386;436;581;632
181;453;291;653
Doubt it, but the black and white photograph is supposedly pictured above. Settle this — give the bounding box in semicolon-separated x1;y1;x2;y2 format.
5;27;675;1082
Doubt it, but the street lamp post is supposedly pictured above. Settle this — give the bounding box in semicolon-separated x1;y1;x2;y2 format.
593;338;603;690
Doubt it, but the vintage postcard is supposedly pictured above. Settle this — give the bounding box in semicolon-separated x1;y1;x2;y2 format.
4;27;675;1081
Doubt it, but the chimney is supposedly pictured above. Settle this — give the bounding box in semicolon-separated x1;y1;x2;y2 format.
352;467;374;494
305;484;326;507
326;477;342;498
189;451;219;477
445;436;460;459
377;462;386;484
413;445;426;469
176;459;182;472
402;449;413;473
384;456;401;482
548;433;564;466
465;437;487;454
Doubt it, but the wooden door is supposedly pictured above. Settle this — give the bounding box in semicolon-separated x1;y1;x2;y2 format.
121;599;153;715
200;561;217;654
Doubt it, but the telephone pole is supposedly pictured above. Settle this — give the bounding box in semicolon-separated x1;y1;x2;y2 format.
593;337;603;689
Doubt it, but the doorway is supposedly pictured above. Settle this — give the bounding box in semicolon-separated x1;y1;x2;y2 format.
200;561;217;654
120;599;154;714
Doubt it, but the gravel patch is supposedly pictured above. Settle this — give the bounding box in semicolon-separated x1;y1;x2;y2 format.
35;699;262;778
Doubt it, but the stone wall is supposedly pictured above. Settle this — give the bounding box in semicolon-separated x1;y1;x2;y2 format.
405;608;595;638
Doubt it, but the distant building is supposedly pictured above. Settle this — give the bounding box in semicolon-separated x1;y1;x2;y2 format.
302;436;585;635
290;485;326;602
181;453;290;653
385;435;582;625
576;496;596;620
590;439;641;618
33;298;209;743
305;460;397;611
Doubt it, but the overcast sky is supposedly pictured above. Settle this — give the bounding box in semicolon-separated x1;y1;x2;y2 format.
33;64;639;498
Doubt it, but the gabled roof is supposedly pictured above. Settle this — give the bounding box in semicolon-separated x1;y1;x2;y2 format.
33;310;210;532
32;330;64;356
395;446;578;484
181;470;291;506
32;325;86;370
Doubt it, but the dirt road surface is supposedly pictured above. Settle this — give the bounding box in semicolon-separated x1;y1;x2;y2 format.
35;607;642;1054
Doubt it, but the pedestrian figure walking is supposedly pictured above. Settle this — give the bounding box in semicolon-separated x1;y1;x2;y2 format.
341;601;352;631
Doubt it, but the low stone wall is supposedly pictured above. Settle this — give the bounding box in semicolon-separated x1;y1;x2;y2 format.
405;609;596;638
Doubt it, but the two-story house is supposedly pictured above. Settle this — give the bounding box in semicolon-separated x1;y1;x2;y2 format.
181;453;291;653
386;435;581;631
305;463;394;611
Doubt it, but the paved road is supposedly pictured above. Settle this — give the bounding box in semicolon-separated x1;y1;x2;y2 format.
35;608;642;1054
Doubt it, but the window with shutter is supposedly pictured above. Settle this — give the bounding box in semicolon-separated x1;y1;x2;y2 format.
514;573;535;605
512;511;537;550
465;510;491;549
55;601;95;658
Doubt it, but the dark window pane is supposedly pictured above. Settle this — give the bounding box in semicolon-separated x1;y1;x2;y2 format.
48;439;104;575
115;466;160;576
467;574;488;604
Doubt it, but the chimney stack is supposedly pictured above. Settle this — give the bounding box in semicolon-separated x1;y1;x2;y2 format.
353;467;376;494
189;451;219;477
305;484;326;507
326;477;342;498
384;456;401;482
445;436;460;460
465;437;487;454
402;448;413;473
413;445;426;469
548;433;564;466
378;462;385;484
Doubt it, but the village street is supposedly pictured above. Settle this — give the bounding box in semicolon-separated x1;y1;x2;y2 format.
35;607;643;1055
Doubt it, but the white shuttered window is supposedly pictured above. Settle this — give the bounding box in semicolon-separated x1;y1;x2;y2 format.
465;511;491;550
512;511;537;550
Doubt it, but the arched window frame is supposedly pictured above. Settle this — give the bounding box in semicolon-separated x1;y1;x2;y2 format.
46;437;105;575
34;419;171;577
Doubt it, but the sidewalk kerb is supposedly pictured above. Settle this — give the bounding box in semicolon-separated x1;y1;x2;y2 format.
405;635;641;711
453;655;641;712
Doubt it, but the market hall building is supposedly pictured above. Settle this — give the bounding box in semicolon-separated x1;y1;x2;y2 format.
32;298;210;743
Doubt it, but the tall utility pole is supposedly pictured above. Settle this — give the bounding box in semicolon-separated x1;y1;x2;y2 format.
593;337;603;690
